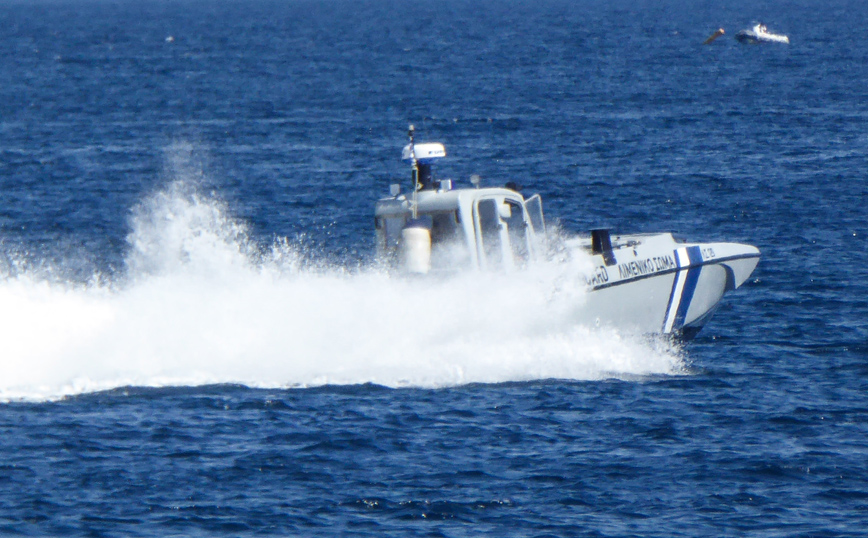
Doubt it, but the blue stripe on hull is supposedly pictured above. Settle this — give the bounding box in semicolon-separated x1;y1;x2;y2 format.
662;269;681;332
663;246;703;333
673;247;703;329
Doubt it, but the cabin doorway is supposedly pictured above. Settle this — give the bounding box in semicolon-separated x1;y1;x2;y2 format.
473;196;533;270
476;198;503;270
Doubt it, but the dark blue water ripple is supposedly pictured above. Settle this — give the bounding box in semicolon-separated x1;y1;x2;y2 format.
0;377;865;536
2;0;868;535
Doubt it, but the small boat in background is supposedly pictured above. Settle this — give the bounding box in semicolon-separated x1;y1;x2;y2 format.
735;23;789;44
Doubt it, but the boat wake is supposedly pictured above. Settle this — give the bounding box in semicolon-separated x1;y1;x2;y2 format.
0;182;685;402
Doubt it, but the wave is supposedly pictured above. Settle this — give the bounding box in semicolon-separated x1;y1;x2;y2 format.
0;180;684;402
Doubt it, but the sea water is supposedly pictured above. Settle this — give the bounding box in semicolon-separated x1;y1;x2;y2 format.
0;0;866;535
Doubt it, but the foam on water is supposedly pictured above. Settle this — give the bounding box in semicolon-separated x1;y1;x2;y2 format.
0;182;684;402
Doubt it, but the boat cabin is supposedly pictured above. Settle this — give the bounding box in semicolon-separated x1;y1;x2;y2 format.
375;141;545;273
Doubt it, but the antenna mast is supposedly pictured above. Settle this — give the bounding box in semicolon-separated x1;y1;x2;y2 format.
408;124;418;219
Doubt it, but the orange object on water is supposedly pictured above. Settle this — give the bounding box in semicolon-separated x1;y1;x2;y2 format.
703;28;725;44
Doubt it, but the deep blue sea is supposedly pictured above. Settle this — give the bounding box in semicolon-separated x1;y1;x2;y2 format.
1;0;867;536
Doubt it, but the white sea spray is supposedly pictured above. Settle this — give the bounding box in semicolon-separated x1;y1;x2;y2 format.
0;182;683;402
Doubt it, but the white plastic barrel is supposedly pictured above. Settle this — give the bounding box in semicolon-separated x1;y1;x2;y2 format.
401;225;431;274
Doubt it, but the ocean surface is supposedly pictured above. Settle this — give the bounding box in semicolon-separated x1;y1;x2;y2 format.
1;0;867;535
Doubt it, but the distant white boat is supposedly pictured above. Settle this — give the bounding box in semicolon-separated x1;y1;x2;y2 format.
735;23;789;44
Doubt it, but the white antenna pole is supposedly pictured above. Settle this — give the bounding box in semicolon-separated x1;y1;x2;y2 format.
408;124;418;219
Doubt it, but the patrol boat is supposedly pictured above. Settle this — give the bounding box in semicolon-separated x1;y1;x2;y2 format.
374;127;760;339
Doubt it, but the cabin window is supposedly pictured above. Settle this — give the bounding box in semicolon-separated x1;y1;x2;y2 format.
381;216;407;251
427;210;469;268
477;198;503;270
430;211;460;244
503;200;529;265
525;194;545;236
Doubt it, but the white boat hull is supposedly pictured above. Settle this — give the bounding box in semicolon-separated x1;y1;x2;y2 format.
735;25;789;44
573;237;760;338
